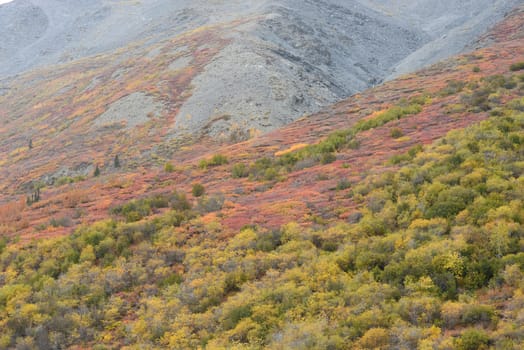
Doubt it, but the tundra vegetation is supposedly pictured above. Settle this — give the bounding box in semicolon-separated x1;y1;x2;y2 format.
0;70;523;349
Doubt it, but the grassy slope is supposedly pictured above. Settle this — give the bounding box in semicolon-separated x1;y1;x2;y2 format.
0;5;523;350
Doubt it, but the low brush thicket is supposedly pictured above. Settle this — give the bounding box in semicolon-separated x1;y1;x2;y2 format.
199;154;229;170
242;98;427;182
0;72;523;349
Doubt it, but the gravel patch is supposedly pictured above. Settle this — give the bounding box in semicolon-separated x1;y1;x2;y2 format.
94;92;165;130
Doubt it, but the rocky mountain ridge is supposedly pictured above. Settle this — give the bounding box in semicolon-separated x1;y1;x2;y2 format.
0;0;521;139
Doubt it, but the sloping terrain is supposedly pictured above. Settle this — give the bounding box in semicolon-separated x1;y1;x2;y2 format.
0;2;522;236
0;5;523;349
1;0;522;209
0;0;520;146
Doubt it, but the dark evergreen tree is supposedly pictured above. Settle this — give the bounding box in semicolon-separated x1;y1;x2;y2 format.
27;187;41;205
114;155;121;168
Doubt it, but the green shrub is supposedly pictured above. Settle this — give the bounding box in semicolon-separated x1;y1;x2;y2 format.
336;179;351;191
222;305;252;330
158;273;183;288
353;104;422;133
111;200;151;222
425;186;475;219
390;128;403;138
211;154;228;165
509;62;524;71
456;329;490;350
200;154;229;169
231;163;249;178
408;144;423;157
264;167;279;181
111;194;172;222
461;305;495;326
320;152;337;164
164;162;175;172
239;100;424;180
347;139;361;150
170;191;191;211
389;153;411;165
192;183;205;197
198;159;208;169
439;80;466;96
55;176;86;186
49;216;72;228
197;195;224;213
255;230;283;252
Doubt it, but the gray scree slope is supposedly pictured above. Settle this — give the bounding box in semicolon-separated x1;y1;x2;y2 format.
0;0;521;140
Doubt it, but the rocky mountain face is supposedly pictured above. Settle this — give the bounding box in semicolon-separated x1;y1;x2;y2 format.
0;0;520;140
0;0;522;200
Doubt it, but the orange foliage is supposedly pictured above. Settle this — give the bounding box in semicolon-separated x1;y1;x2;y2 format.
0;198;26;225
274;143;309;157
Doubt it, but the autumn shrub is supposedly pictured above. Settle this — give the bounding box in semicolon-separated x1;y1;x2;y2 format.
455;329;490;350
0;199;25;225
0;71;522;350
442;302;466;328
358;328;391;349
238;100;424;182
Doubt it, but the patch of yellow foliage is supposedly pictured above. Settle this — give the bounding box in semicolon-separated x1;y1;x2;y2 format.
274;143;309;157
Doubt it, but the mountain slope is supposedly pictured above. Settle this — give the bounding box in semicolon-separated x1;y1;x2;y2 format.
0;6;523;348
1;1;522;208
0;3;521;240
0;0;520;146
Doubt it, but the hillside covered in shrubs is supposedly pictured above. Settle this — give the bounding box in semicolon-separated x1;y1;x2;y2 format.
1;5;524;349
1;66;523;348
